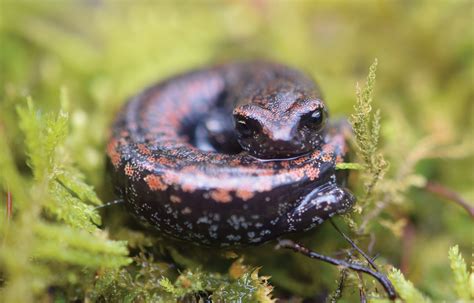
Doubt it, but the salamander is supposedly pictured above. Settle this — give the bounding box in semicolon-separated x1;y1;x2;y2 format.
107;61;355;247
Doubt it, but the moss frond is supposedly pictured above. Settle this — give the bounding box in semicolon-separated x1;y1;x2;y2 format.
448;245;472;300
92;254;274;303
17;98;69;180
388;269;431;303
33;222;130;267
350;59;389;197
0;99;130;303
56;168;102;206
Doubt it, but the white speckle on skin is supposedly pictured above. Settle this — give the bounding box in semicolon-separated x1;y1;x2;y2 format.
197;216;211;224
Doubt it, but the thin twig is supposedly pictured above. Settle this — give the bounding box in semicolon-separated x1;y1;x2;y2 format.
424;181;474;218
6;191;13;220
330;219;379;271
358;195;390;233
400;220;415;274
335;268;348;302
276;239;397;300
368;232;376;255
329;260;350;303
357;272;367;303
94;199;124;210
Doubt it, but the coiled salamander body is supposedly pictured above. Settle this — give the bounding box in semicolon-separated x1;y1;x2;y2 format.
107;62;355;246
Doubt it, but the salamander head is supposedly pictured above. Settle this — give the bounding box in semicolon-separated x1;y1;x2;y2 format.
233;89;328;160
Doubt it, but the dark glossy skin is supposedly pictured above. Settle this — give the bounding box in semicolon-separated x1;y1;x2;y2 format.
107;62;355;246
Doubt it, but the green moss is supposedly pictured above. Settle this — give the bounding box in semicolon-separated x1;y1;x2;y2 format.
90;255;274;303
448;245;472;300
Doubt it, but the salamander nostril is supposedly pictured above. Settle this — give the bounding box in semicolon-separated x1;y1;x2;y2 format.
268;127;297;142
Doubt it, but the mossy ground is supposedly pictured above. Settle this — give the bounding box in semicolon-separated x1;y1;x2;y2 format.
0;1;472;302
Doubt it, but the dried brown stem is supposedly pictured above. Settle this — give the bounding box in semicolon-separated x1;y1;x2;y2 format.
424;181;474;218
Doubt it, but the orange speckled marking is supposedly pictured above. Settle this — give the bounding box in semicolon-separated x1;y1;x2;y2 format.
236;189;255;201
210;189;232;203
124;163;134;176
311;150;321;159
144;174;168;191
304;164;320;181
156;156;175;166
181;182;197;193
323;143;335;154
137;144;152;155
294;156;307;165
107;139;121;168
322;152;333;162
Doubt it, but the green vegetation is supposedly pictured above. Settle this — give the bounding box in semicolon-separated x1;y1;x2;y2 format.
1;1;472;302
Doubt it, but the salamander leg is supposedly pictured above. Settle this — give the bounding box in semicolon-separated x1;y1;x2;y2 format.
284;179;355;233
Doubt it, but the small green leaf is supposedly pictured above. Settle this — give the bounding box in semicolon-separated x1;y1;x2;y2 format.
336;162;364;170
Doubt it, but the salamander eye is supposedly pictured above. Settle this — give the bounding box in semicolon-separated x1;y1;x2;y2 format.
300;108;326;131
235;116;260;138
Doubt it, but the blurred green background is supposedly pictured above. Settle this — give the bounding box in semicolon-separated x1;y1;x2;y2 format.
0;1;472;302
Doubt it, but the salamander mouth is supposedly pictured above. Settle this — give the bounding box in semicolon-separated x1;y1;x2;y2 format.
241;134;323;160
247;150;312;162
247;148;312;161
